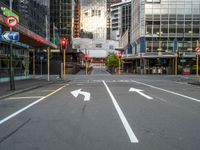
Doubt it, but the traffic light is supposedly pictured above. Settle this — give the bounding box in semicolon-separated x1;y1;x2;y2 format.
61;38;67;50
84;54;88;60
118;52;122;60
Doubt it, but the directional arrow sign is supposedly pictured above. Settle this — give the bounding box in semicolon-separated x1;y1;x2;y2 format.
129;88;153;100
2;31;19;41
71;89;91;101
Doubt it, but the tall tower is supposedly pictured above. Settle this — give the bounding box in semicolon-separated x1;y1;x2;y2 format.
80;0;107;40
106;0;122;40
50;0;73;43
74;0;81;38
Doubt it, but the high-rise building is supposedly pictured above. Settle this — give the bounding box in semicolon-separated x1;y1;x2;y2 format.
128;0;200;75
50;0;73;43
80;0;107;40
110;0;131;40
106;0;121;40
0;0;55;81
1;0;50;38
73;0;81;38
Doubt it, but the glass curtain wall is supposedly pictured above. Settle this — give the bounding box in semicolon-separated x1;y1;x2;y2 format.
145;0;200;53
50;0;72;42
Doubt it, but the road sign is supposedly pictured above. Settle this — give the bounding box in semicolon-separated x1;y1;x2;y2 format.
2;31;19;41
5;16;19;28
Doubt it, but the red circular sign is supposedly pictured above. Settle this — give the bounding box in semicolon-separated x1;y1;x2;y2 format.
5;16;18;28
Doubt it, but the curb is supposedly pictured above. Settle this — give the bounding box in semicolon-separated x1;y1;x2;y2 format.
0;80;70;100
188;81;200;86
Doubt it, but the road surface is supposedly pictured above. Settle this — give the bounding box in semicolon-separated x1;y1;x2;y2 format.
0;68;200;150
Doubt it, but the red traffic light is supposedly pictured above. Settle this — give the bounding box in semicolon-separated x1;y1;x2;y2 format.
61;38;67;49
118;52;122;59
84;54;88;60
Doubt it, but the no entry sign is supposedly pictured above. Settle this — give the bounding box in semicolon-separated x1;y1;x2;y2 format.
5;16;18;28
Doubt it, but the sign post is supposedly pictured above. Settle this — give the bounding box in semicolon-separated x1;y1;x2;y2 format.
196;40;199;81
9;0;16;90
0;25;2;43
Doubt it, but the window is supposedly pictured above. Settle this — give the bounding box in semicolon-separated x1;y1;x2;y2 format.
96;43;102;48
146;0;161;3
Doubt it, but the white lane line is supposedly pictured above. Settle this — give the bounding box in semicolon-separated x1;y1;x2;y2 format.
102;80;139;143
131;80;200;103
0;86;65;125
6;96;44;100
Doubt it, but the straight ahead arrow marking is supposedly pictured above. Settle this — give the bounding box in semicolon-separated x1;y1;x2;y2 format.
129;88;153;100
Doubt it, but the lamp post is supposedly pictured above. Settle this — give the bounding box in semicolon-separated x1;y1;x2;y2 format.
9;0;15;90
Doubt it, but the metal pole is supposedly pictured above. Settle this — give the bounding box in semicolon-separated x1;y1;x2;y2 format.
33;50;35;79
85;60;87;75
119;59;121;75
47;47;50;81
175;51;178;75
40;58;42;77
196;40;199;81
196;53;199;81
9;0;15;90
63;48;66;80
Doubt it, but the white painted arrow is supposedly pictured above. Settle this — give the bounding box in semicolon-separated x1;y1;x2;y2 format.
2;32;10;40
71;89;91;101
129;88;153;100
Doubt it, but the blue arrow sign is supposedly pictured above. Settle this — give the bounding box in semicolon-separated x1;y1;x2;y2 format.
0;25;2;43
2;31;19;41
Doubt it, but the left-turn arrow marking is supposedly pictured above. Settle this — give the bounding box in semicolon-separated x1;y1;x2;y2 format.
71;89;91;101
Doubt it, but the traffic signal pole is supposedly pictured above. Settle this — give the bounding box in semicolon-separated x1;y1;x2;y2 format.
196;40;199;81
61;38;67;80
63;48;66;80
119;59;121;75
47;47;50;81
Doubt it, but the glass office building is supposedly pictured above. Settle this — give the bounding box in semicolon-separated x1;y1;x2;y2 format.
50;0;73;42
111;0;131;40
1;0;50;39
129;0;200;74
0;0;51;81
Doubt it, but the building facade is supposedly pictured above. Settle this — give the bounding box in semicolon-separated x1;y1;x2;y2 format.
106;0;122;40
128;0;200;74
1;0;50;38
50;0;74;43
0;0;54;82
80;0;107;40
110;0;131;41
73;0;81;38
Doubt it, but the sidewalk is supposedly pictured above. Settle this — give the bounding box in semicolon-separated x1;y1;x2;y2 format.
174;75;200;86
0;75;69;100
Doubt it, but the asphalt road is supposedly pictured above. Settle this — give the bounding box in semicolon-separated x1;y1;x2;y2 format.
0;68;200;150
